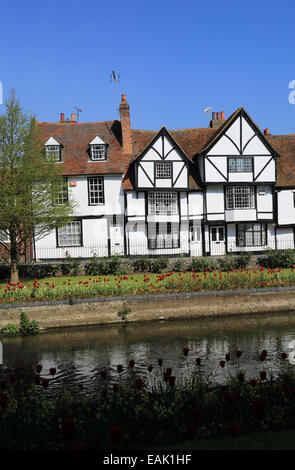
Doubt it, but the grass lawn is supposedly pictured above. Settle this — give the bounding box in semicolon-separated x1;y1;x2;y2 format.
1;267;295;303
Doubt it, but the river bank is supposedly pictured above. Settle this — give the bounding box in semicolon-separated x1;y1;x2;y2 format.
1;286;295;331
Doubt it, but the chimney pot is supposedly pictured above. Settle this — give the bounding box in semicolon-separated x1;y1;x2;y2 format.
60;113;65;121
264;128;270;135
216;112;221;120
121;94;127;103
221;111;225;120
71;113;75;121
212;112;216;120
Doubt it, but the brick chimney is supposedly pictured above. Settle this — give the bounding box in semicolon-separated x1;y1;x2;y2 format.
119;94;133;171
60;113;65;122
210;110;226;128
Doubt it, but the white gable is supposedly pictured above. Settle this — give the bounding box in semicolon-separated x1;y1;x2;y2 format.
90;135;105;145
141;132;185;162
207;113;272;156
45;136;60;146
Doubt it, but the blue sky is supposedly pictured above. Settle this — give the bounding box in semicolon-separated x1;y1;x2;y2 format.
1;0;294;134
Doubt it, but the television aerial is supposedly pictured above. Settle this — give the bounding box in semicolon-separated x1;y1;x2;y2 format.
204;106;213;127
74;107;82;122
110;70;120;115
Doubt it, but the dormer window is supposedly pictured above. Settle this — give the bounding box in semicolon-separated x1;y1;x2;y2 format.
89;136;107;161
44;137;62;161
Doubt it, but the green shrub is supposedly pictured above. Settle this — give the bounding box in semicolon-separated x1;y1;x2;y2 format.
173;258;186;272
132;257;150;272
85;254;100;275
19;312;40;336
1;323;20;337
218;256;237;271
0;264;10;280
235;252;252;269
117;307;131;321
189;257;218;272
259;249;295;268
150;257;168;273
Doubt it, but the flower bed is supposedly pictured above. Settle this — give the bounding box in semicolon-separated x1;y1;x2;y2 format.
0;349;295;449
1;267;295;304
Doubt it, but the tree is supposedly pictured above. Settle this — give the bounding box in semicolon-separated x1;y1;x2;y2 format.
0;90;76;282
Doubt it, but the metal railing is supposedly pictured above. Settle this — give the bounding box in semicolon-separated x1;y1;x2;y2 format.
33;237;295;260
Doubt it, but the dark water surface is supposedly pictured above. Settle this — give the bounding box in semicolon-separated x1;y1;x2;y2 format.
1;312;295;394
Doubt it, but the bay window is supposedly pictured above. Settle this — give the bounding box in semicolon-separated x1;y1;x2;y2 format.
148;192;178;215
237;223;267;247
225;186;255;210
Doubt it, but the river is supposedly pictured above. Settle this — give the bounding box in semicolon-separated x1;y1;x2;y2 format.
1;311;295;394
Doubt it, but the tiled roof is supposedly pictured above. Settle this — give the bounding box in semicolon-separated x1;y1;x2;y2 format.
37;120;124;175
37;116;295;189
267;134;295;187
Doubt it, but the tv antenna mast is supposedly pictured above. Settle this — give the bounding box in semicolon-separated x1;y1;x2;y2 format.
110;70;120;115
204;106;213;127
74;107;82;122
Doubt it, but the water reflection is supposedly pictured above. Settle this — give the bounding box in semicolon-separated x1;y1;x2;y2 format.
1;312;295;394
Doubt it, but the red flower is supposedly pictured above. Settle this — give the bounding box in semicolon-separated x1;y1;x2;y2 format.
34;375;41;385
235;350;242;358
36;364;42;374
168;376;176;387
129;360;135;368
228;421;240;437
166;367;172;377
192;410;202;427
117;364;124;374
113;383;119;392
250;378;257;388
186;423;197;439
100;370;107;379
163;372;170;382
238;373;244;383
260;371;267;381
196;358;201;366
225;353;230;362
42;379;49;389
9;373;15;383
109;425;123;443
220;360;225;368
101;388;108;398
0;393;8;408
252;397;267;420
158;358;163;367
148;365;153;373
260;350;267;361
183;347;189;357
135;378;143;390
281;352;287;361
61;417;76;441
50;368;56;376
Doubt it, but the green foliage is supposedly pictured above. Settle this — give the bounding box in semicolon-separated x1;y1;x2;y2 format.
150;257;168;273
189;257;219;272
60;252;81;276
132;257;150;272
0;90;76;281
259;249;295;268
117;306;131;321
173;257;186;272
1;323;20;337
85;255;125;276
19;312;40;335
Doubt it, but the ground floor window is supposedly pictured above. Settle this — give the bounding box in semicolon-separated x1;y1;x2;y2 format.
148;222;180;249
57;221;82;247
237;223;267;247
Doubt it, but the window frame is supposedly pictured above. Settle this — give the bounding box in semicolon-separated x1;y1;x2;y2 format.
155;162;172;179
225;185;256;210
53;177;68;205
56;220;82;247
236;223;267;247
147;191;178;215
228;157;253;173
45;145;61;162
88;176;105;205
90;144;107;161
147;221;180;249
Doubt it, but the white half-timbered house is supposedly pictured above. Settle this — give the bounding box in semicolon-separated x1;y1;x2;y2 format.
35;96;295;259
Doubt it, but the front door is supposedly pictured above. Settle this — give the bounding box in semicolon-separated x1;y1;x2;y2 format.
210;226;225;255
